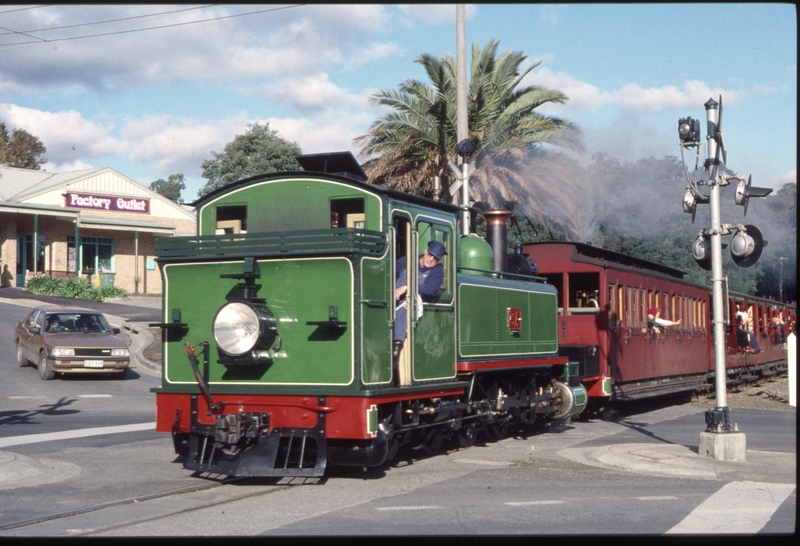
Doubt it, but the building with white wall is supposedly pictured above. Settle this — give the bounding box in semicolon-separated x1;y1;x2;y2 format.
0;165;196;294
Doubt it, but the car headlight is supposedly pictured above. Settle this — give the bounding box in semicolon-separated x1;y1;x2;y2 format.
213;302;277;356
111;348;130;357
52;347;75;357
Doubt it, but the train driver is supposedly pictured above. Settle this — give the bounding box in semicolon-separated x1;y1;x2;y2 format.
392;241;447;368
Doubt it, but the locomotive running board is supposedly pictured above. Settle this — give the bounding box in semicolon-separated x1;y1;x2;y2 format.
179;395;327;478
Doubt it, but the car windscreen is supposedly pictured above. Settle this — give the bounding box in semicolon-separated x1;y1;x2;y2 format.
45;313;113;333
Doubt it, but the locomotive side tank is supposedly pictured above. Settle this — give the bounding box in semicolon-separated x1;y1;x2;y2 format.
152;153;586;478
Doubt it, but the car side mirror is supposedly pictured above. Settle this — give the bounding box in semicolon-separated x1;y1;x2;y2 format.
113;328;121;334
30;327;41;335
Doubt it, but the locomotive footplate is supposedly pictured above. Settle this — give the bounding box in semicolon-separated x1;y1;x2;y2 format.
175;395;327;477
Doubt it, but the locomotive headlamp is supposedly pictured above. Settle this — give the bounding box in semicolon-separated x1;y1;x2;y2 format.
213;301;277;357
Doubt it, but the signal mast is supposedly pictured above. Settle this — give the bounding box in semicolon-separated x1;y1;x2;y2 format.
678;96;773;461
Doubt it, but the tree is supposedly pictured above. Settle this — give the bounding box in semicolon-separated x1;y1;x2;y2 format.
150;173;186;204
0;122;47;169
198;123;302;198
355;40;583;224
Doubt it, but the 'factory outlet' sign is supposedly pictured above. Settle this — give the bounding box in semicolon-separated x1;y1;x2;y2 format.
66;193;150;214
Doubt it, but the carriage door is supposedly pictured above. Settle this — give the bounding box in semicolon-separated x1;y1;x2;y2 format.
411;219;456;382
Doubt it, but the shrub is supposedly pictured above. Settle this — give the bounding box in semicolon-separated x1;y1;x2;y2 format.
25;275;129;301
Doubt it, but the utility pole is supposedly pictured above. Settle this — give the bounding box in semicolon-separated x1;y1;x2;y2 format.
678;96;772;461
456;4;470;235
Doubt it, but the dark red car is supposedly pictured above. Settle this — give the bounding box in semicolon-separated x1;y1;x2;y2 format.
14;307;130;380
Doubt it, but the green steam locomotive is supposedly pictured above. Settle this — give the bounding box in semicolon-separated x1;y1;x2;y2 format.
151;152;586;477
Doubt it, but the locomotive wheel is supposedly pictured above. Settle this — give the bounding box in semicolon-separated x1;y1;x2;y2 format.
385;435;400;463
487;418;510;441
457;425;477;448
173;433;190;459
420;429;444;457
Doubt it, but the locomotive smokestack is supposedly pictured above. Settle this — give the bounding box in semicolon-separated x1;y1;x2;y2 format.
479;209;514;272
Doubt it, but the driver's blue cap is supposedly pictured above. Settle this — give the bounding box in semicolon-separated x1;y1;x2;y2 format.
427;241;447;260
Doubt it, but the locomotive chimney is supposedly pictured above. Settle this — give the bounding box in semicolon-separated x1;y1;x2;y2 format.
479;209;514;272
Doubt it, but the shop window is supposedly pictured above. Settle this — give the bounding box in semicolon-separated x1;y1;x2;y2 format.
216;205;247;234
330;198;365;229
567;272;600;314
68;237;114;275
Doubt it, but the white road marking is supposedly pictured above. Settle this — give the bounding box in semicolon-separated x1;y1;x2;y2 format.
505;500;564;506
0;422;155;448
77;394;113;398
636;496;679;501
375;506;441;511
451;458;514;466
8;396;46;400
666;481;796;534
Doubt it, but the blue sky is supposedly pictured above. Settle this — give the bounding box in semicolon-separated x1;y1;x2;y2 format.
0;4;795;202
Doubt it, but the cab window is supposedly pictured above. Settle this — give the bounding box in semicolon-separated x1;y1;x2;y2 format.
416;219;452;303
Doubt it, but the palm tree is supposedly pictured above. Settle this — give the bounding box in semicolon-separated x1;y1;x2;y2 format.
356;40;583;225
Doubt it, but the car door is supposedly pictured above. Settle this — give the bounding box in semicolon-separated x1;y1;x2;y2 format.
19;309;42;361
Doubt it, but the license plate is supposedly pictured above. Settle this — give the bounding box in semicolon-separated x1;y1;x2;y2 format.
84;360;104;368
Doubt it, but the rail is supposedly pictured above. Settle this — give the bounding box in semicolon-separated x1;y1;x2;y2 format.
155;228;387;261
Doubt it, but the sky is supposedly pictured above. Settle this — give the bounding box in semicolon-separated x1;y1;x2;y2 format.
0;4;796;203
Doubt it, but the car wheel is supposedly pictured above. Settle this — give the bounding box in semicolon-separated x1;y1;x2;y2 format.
38;352;55;380
16;342;29;367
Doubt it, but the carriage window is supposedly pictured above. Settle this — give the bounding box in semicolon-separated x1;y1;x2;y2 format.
330;198;365;228
607;284;617;328
567;272;599;314
216;205;247;234
625;287;633;327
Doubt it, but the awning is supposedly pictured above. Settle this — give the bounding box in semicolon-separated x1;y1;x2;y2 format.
78;216;176;235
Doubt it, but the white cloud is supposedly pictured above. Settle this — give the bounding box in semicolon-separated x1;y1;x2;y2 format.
122;114;251;174
255;73;367;111
343;42;402;71
0;103;124;159
41;159;99;173
0;5;394;91
768;169;797;189
526;69;744;113
540;5;567;25
396;4;463;25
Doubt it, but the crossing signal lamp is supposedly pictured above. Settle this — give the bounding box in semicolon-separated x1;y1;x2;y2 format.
691;232;712;271
730;224;766;268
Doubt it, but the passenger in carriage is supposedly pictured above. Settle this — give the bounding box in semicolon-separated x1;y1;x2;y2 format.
646;307;681;333
772;317;787;345
735;313;762;353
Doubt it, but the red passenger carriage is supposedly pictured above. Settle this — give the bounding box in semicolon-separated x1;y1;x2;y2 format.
522;241;792;407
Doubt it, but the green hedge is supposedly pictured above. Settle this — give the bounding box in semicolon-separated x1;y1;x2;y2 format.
25;275;128;301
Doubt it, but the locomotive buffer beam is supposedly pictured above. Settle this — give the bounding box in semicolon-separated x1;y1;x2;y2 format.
178;395;328;478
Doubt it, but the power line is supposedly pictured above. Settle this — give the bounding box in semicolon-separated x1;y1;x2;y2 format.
0;5;220;37
0;4;305;51
0;5;52;16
